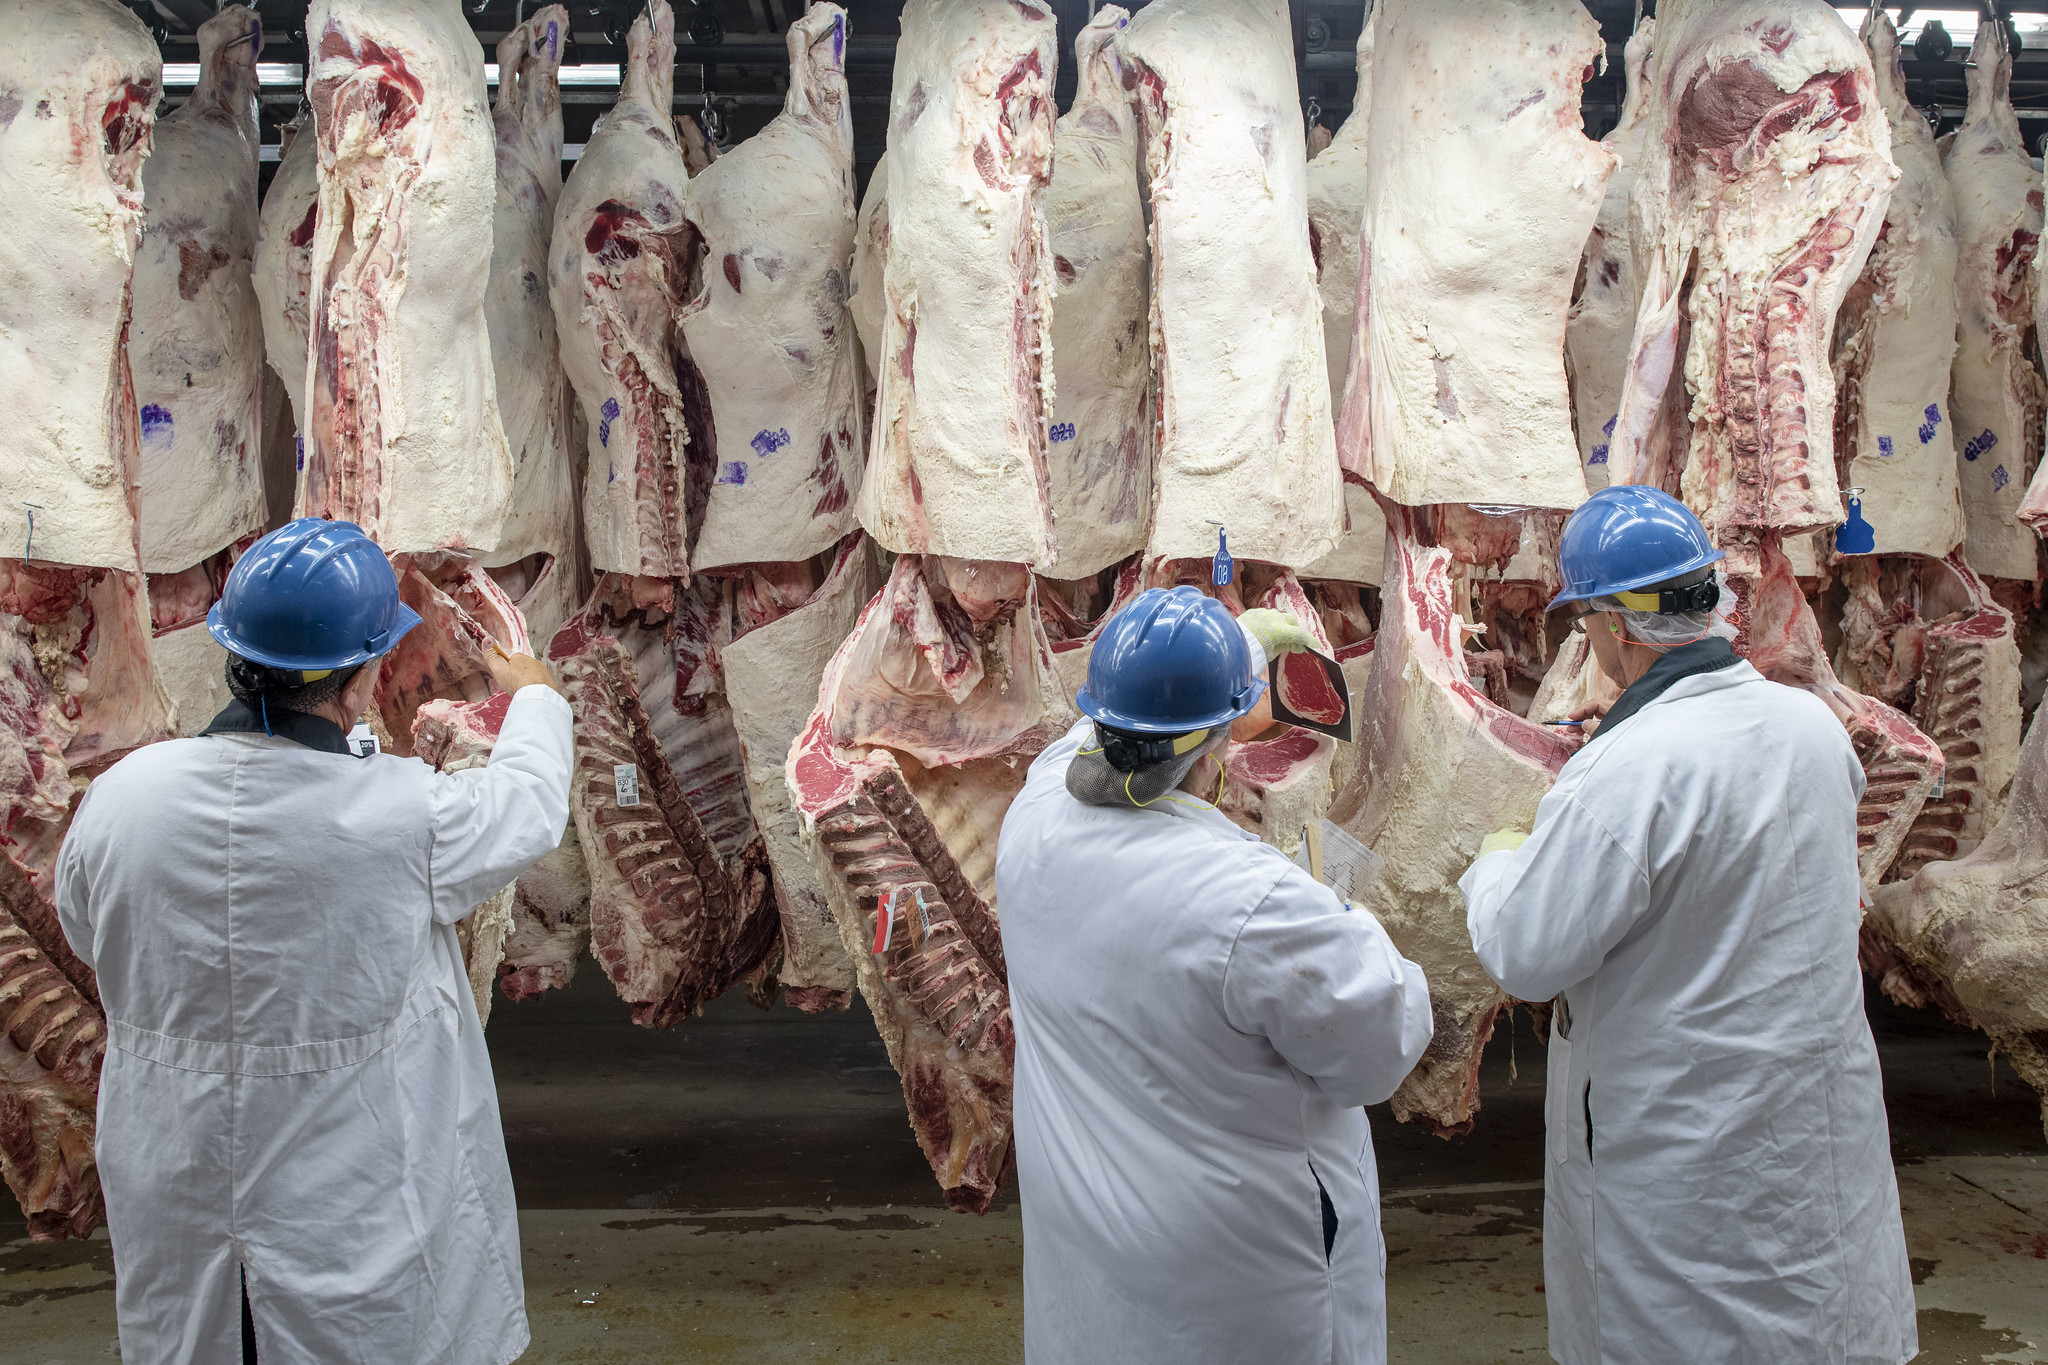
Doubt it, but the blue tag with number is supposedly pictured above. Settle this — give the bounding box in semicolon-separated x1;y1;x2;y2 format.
1212;526;1233;587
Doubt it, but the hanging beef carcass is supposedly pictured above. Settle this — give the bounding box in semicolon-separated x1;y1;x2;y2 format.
1826;10;1965;561
551;0;699;580
1040;6;1152;580
1328;504;1576;1132
788;555;1073;1212
1865;706;2048;1139
301;0;514;556
1337;0;1612;515
131;6;268;735
679;5;862;574
847;151;887;402
857;0;1059;567
724;537;876;1012
1119;0;1342;568
1566;18;1656;492
548;576;778;1026
252;115;317;440
1947;25;2044;579
482;6;583;645
1610;0;1896;537
0;0;169;1243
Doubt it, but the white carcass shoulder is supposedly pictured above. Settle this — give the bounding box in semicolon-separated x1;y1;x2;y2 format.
0;0;160;572
1566;18;1655;493
131;6;266;577
1338;0;1612;513
550;0;695;580
858;0;1060;567
301;0;513;556
1829;10;1964;560
848;150;887;394
1041;6;1152;580
682;5;864;572
1120;0;1341;569
252;117;318;437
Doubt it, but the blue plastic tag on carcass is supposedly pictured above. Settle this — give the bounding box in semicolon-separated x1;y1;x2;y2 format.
1212;526;1233;587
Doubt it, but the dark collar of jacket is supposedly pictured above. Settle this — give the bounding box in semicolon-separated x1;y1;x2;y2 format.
201;699;357;756
1589;636;1741;744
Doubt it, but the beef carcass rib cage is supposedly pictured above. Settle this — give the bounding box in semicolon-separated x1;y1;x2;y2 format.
1951;22;2044;575
1833;553;2022;877
681;5;864;574
1118;0;1341;569
550;0;700;581
301;0;514;555
1;563;171;785
373;552;531;756
1041;5;1153;580
1610;0;1898;539
549;575;779;1028
722;536;877;1013
1866;705;2048;1139
1566;18;1656;492
1825;10;1965;560
857;0;1059;568
483;6;583;645
1327;501;1575;1133
252;116;318;436
1338;0;1611;513
0;0;159;573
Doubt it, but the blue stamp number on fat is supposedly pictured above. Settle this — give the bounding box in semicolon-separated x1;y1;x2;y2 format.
1994;464;2010;493
599;397;621;448
1877;436;1893;457
140;404;173;452
1589;413;1617;465
718;461;748;486
1964;429;1997;462
1049;422;1076;443
752;428;791;457
1919;403;1942;445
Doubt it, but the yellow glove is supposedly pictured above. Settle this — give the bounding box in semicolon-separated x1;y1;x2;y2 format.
1478;828;1530;857
1238;608;1319;662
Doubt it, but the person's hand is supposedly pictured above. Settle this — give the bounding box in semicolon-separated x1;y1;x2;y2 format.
1238;608;1319;661
1478;828;1529;857
1568;700;1603;738
487;648;564;697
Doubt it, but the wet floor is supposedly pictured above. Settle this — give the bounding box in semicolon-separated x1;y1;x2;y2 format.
3;975;2044;1363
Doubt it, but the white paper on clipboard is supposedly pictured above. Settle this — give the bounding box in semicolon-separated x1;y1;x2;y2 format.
1290;819;1386;903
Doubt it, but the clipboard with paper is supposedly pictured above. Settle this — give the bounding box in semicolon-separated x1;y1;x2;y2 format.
1291;818;1386;903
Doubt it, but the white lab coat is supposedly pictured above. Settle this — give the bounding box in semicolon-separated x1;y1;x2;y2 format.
996;722;1434;1365
1460;660;1916;1365
55;685;574;1365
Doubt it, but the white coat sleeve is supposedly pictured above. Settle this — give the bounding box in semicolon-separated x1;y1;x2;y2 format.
1461;784;1652;1002
1221;864;1434;1109
426;685;574;923
51;782;102;970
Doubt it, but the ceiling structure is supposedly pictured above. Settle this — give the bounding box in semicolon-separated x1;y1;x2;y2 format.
138;1;2048;193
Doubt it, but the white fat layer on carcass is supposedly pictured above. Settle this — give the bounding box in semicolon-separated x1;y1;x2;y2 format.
848;150;887;390
153;621;229;737
1120;0;1341;570
484;6;579;589
0;0;159;572
859;0;1059;567
1304;7;1374;412
1829;12;1965;560
549;1;694;579
1338;0;1610;514
723;539;875;1003
252;118;318;437
1952;22;2041;578
1566;18;1655;493
1301;482;1386;585
1612;0;1896;540
1041;6;1153;580
684;6;864;572
132;7;267;575
301;0;514;556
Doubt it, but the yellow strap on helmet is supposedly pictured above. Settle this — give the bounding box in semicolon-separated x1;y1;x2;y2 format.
1609;589;1664;610
296;668;336;683
1171;727;1211;756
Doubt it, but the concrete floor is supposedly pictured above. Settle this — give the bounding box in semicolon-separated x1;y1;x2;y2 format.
4;973;2045;1364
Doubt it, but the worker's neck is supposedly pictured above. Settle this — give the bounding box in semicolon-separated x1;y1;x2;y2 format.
305;698;355;732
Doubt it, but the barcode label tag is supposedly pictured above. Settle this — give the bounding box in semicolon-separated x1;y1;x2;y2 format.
1932;770;1945;801
613;763;641;807
345;723;380;758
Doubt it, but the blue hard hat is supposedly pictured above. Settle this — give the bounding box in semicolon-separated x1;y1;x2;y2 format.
206;518;422;672
1547;486;1725;611
1076;586;1267;735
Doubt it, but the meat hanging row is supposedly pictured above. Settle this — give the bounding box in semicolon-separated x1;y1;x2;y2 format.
6;0;2048;1240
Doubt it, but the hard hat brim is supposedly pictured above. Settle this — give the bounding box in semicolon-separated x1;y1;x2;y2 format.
207;600;425;672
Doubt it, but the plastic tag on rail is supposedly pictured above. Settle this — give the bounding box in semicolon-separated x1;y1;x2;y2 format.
345;723;380;758
1268;647;1353;743
613;763;641;807
1290;819;1384;902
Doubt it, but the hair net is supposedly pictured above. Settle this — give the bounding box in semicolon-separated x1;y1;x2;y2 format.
1589;568;1738;649
225;655;363;715
1066;723;1230;809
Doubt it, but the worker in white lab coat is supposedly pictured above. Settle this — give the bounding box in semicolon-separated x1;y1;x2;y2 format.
997;586;1434;1365
1460;487;1917;1365
55;519;572;1365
